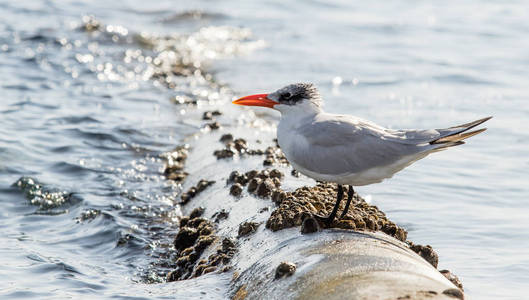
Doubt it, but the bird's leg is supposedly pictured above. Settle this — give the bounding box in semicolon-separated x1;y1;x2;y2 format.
339;186;355;219
314;184;344;225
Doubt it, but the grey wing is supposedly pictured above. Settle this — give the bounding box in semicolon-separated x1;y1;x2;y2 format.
294;115;431;175
375;116;491;145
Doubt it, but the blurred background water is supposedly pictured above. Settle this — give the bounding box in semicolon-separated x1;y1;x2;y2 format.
0;0;527;299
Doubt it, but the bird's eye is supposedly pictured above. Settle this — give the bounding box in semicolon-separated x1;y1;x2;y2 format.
282;92;292;99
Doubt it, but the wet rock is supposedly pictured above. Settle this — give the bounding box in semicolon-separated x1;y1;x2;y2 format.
171;95;197;105
80;15;101;32
267;202;306;231
228;171;248;185
187;217;208;228
275;262;296;279
263;146;289;166
228;170;241;182
263;158;274;166
440;270;464;290
415;291;438;298
219;133;234;144
410;244;439;268
163;161;186;174
256;179;275;198
232;271;240;281
442;288;464;299
238;221;260;237
168;209;232;281
195;235;215;252
214;149;234;159
269;169;284;179
233;285;247;300
355;218;366;230
427;291;438;295
212;209;229;222
162;147;188;163
266;182;408;243
246;149;264;155
271;190;287;205
336;219;357;230
174;227;199;250
202;111;214;120
230;183;243;196
245;170;258;180
196;179;215;192
166;171;188;182
197;237;237;274
233;138;248;152
291;169;300;177
180;179;215;204
247;178;262;193
180;188;196;204
116;233;138;247
76;209;101;223
198;225;214;236
161;146;189;181
202;266;217;274
300;215;320;234
166;269;183;282
193;264;209;277
256;169;269;179
206;122;220;130
214;136;269;159
381;223;408;242
189;207;205;219
179;216;190;227
202;110;221;120
221;237;236;252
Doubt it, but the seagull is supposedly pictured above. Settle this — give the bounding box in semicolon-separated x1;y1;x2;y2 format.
233;83;491;225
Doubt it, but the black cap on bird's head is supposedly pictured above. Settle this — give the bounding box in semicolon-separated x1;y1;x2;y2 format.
232;83;323;112
269;83;321;107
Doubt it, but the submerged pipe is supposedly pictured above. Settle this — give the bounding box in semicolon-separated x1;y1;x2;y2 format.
232;231;461;299
163;108;463;300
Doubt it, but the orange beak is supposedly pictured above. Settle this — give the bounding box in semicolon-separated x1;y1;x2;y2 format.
232;93;279;108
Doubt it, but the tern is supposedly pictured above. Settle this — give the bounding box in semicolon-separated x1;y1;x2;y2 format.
233;83;491;225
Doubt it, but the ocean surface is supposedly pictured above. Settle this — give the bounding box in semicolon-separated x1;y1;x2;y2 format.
1;1;528;299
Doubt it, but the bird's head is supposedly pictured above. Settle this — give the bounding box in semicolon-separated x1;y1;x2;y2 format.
233;83;322;115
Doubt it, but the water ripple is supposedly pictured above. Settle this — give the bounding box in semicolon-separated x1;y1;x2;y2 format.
432;73;496;85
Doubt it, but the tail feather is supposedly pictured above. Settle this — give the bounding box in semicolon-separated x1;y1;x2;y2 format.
431;128;487;144
445;116;492;132
430;116;491;145
429;141;465;152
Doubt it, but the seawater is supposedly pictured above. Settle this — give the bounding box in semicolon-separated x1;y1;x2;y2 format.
1;1;527;299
